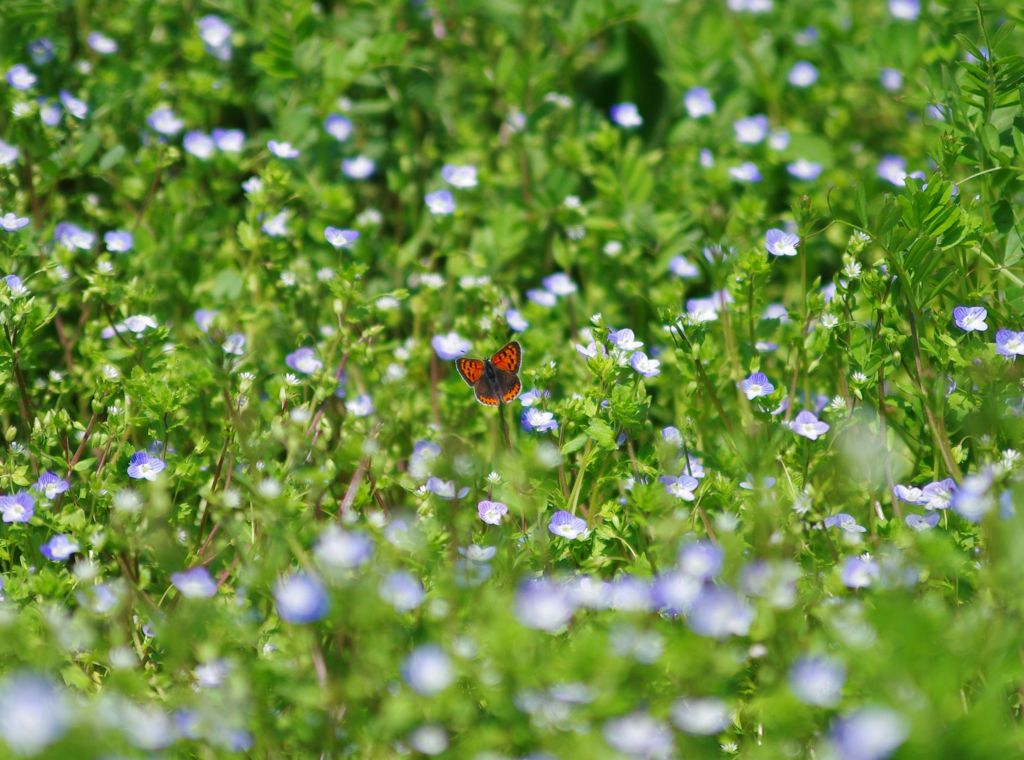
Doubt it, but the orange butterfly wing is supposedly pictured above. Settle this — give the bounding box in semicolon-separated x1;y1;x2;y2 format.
490;341;522;373
474;387;501;406
455;358;484;387
500;377;522;403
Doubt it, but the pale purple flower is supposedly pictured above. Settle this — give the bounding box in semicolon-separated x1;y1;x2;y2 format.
54;222;95;250
431;331;470;360
147;107;183;135
88;31;118;54
478;500;508;525
526;288;557;307
127;450;166;480
342;155;375;179
267;140;299;159
951;470;994;522
222;333;245;355
440;164;478;188
671;697;731;735
610;102;642;128
425;477;469;500
921;478;956;510
194;309;218;332
345;393;373;417
522;408;558;433
0;213;30;232
608;328;643;351
0;492;34;523
787;159;823;180
324;114;353;142
4;275;27;297
889;0;919;20
669;256;699;278
33;471;69;500
661;474;699;501
734;114;769;144
789;656;845;707
424;190;455;215
880;68;903;92
729;161;762;182
686;295;721;323
687;587;753;638
40;534;79;561
548;510;588;539
402;645;453;695
699;148;714;167
952;306;987;332
0;674;70;753
575;340;604;359
27;38;55;64
171;567;217;598
739;372;774;399
765;228;800;257
995;328;1024;357
183;131;215;159
790;410;829;440
893;484;925;504
905;512;939;531
241;176;262;194
788;61;819;87
519;388;549;407
58;90;87;119
324;227;360;249
212;128;245;152
102;314;158;339
274;572;329;623
630;351;660;377
683;87;715;118
380;571;425;611
825;513;867;533
198;15;233;59
829;707;908;760
768;129;790;150
506;308;529;331
543;272;577;296
104;230;134;252
0;139;19;167
677;540;722;579
877;155;907;187
603;712;675;759
840;556;879;588
514;578;574;631
314;525;373;570
260;210;288;237
6;64;36;90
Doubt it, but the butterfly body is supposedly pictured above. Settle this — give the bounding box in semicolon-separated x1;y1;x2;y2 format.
455;341;522;406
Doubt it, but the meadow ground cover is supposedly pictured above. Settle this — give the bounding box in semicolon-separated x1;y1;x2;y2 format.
1;0;1024;757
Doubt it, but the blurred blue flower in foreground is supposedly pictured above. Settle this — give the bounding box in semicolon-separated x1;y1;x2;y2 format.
729;161;762;182
274;572;329;623
603;711;674;758
889;0;919;20
995;328;1024;358
789;655;845;707
285;347;322;374
324;226;359;249
734;114;769;144
431;331;469;360
6;64;37;90
184;131;215;159
0;139;19;166
683;86;715;118
788;61;819;87
424;190;455;215
0;212;29;231
212;128;245;152
342;155;376;179
440;164;478;188
905;512;939;531
610;102;643;128
55;222;95;250
425;477;469;500
324;113;353;141
314;525;373;571
687;586;753;638
787;159;823;180
346;393;374;417
197;15;233;60
548;511;588;539
267;140;299;159
677;540;722;579
88;31;118;54
147;107;183;136
841;555;879;588
877;155;907;187
127;450;166;480
171;567;217;599
880;67;903;92
0;674;70;754
104;230;134;252
765;228;800;257
59;90;88;119
40;534;79;561
952;305;987;332
380;571;424;611
671;696;731;735
4;275;27;297
402;645;453;695
515;578;574;631
829;706;907;760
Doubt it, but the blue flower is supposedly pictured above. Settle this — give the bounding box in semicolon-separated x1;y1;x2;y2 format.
274;572;329;623
543;272;577;296
183;130;215;159
905;512;939;531
477;500;508;525
687;586;753;638
787;159;823;180
765;228;800;257
829;707;907;760
548;510;588;539
790;410;829;440
877;155;907;186
127;450;166;480
194;309;218;332
521;408;558;433
314;525;373;570
379;571;425;611
0;492;34;523
197;15;233;59
286;347;322;374
0;212;29;232
424;190;455;215
324;227;360;249
952;305;987;332
171;567;217;598
440;164;478;188
514;578;574;631
33;471;69;500
342;155;376;179
27;38;55;64
4;275;27;298
402;645;453;695
824;513;866;533
526;288;557;307
669;256;699;278
212;128;245;153
733;114;769;144
506;308;529;332
879;67;903;92
739;372;774;399
6;64;37;91
147;107;183;136
604;712;675;758
425;477;468;500
630;351;661;377
677;540;722;579
104;230;134;252
87;32;118;55
768;128;790;150
671;697;732;735
951;470;994;522
0;674;70;754
261;211;289;237
40;533;79;561
346;393;374;417
683;87;715;118
0;140;19;167
609;102;642;128
789;656;845;707
431;331;470;360
889;0;919;20
324;114;353;141
54;222;95;250
58;90;88;119
222;333;245;355
267;140;300;159
728;161;762;183
788;61;819;87
840;555;879;588
608;327;643;351
995;328;1024;358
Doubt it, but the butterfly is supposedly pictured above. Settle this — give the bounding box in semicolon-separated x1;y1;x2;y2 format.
455;341;523;407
